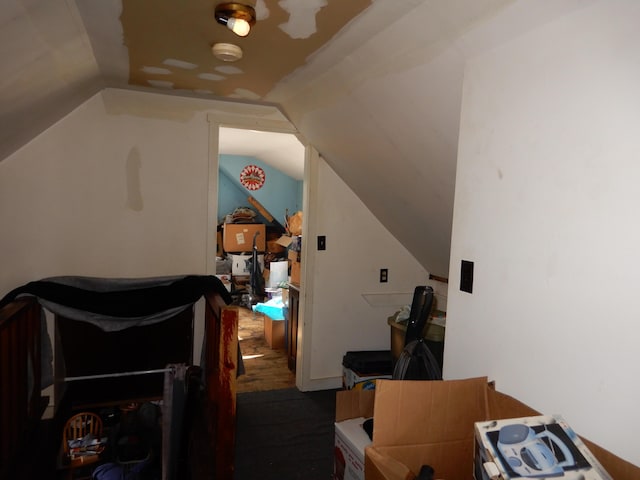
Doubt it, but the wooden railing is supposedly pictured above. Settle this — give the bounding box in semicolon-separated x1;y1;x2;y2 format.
0;286;238;480
204;291;239;480
0;297;44;479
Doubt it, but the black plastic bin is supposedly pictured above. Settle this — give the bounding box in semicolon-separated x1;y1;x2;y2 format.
342;350;393;375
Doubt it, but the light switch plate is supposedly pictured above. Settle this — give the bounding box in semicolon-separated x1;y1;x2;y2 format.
460;260;474;293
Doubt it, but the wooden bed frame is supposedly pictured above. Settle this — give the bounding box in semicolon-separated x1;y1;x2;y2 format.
0;297;43;479
0;286;238;480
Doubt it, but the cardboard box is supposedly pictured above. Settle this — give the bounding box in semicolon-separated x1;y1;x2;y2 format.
475;414;611;480
365;377;494;480
266;239;286;254
286;241;302;284
334;389;376;480
288;249;300;262
335;418;372;480
263;314;285;350
230;253;265;276
232;275;250;289
363;377;635;480
290;259;301;285
276;234;293;248
342;367;391;391
216;230;223;257
223;223;265;252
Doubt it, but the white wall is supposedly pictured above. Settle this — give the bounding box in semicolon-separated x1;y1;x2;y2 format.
299;150;431;390
0;89;213;293
0;87;432;394
446;0;640;466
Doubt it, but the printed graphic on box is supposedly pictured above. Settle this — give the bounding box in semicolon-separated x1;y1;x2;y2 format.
487;422;590;477
334;420;370;480
476;415;612;480
342;367;391;391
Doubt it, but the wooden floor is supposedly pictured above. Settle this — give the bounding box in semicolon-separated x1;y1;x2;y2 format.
236;307;296;393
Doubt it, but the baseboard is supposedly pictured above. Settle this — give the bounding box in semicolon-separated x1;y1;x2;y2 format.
297;375;342;392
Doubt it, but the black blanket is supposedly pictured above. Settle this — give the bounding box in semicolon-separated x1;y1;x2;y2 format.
0;275;232;317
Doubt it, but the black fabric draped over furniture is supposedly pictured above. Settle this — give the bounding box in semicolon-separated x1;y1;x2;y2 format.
0;275;232;329
0;275;240;480
0;274;237;392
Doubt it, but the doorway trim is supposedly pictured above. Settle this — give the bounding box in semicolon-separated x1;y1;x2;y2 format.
206;110;311;388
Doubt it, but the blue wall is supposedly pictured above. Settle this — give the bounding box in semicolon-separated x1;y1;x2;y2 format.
218;155;302;225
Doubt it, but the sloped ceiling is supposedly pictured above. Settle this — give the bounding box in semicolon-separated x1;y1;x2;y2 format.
0;0;592;277
219;127;305;181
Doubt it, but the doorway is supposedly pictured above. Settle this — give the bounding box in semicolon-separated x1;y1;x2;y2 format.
217;127;304;239
216;126;305;390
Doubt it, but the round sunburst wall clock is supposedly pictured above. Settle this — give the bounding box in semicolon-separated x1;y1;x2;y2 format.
239;164;266;191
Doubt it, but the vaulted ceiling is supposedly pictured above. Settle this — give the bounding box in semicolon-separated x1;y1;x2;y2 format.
0;0;591;276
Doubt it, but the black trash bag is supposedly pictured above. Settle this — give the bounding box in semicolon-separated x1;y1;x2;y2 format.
392;285;442;381
392;338;442;380
404;286;434;345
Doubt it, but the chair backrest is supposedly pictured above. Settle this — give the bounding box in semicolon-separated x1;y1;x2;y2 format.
403;286;435;346
63;412;103;455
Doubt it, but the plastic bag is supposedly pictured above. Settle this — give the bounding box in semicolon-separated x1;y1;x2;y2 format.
252;297;285;320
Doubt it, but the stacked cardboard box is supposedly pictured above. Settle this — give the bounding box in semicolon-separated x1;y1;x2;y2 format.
333;377;640;480
263;314;285;350
275;234;302;285
222;223;265;252
289;236;302;285
288;248;300;285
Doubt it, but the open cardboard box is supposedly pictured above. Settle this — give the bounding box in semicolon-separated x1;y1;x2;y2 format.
338;377;640;480
335;388;376;480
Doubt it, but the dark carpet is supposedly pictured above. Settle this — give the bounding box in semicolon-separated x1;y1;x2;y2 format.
234;387;338;480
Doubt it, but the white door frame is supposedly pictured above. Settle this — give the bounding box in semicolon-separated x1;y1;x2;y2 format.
206;111;314;390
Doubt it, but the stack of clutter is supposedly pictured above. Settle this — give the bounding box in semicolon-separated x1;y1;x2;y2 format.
216;206;297;304
252;289;287;349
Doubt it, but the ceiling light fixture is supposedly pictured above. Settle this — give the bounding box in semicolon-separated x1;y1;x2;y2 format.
214;3;256;37
211;43;243;62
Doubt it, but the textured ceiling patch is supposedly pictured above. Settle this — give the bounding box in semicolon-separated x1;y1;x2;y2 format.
198;72;225;81
120;0;371;98
278;0;327;39
147;79;174;88
254;0;270;20
215;65;243;75
141;66;172;75
162;58;198;70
